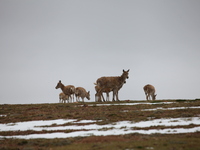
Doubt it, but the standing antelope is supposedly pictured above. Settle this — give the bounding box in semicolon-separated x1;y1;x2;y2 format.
143;84;157;101
96;69;129;101
94;81;126;102
59;92;69;103
75;87;90;102
55;80;76;103
94;84;112;102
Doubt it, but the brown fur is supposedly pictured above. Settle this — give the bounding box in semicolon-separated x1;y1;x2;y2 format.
59;92;69;103
96;69;129;101
143;84;157;101
94;81;126;102
75;87;90;102
55;80;76;102
94;84;112;102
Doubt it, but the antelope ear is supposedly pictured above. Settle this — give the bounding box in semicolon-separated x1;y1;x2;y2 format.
88;91;90;94
123;69;125;72
127;69;130;72
59;80;61;82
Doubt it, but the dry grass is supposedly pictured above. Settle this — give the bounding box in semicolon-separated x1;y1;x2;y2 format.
0;99;200;150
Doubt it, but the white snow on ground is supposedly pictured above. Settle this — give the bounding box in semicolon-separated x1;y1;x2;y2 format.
0;117;199;139
89;102;174;106
0;102;199;139
142;106;200;111
1;127;200;139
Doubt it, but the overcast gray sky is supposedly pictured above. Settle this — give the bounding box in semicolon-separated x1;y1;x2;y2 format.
0;0;200;104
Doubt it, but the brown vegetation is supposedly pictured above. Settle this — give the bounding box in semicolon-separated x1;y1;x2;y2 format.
0;99;200;150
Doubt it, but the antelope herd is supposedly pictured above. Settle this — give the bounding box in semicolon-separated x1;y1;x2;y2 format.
55;69;157;103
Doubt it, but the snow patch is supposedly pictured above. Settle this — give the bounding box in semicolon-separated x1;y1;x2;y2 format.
0;117;199;139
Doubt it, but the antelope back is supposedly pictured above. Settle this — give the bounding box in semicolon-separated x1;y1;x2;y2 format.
143;84;155;94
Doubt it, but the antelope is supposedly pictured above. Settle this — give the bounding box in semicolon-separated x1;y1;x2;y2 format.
143;84;157;101
94;81;126;102
55;80;76;103
59;92;69;103
94;83;112;102
96;69;129;101
75;87;90;102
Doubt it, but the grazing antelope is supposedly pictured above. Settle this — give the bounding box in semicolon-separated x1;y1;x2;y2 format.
55;80;76;103
75;87;90;102
59;92;69;103
143;84;157;101
96;69;129;101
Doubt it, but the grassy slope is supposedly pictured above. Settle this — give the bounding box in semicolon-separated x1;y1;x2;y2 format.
0;99;200;150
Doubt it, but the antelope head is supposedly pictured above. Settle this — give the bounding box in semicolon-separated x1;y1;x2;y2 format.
55;80;62;89
153;94;157;100
122;69;130;79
